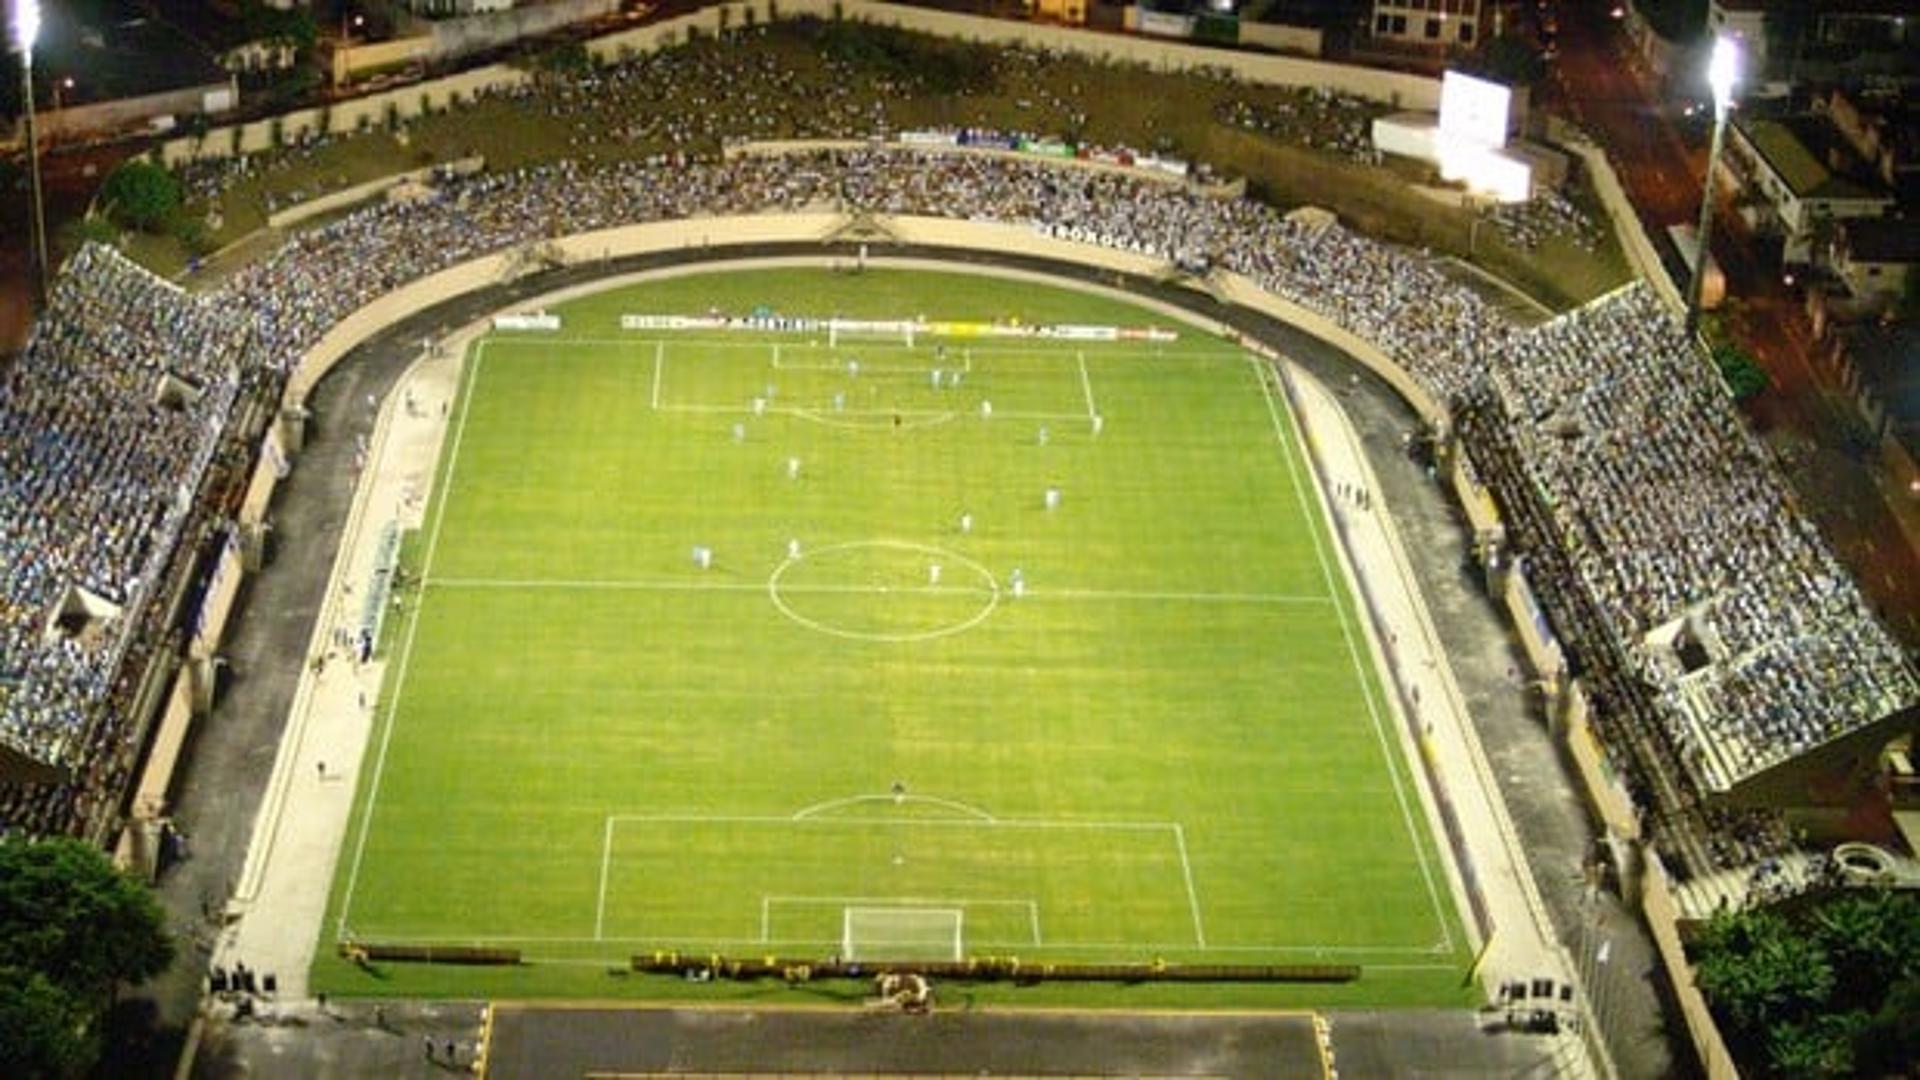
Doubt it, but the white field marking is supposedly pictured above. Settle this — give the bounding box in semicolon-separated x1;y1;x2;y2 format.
335;338;487;938
496;957;1452;971
1034;586;1332;605
1075;351;1098;422
768;538;1000;643
842;906;965;961
594;817;615;940
790;792;997;821
425;575;1329;607
761;896;1036;945
1251;357;1453;951
598;815;1196;949
1174;823;1207;948
650;340;663;410
789;408;958;433
1031;899;1044;946
772;355;955;375
338;931;1450;955
503;336;1249;362
606;811;1182;830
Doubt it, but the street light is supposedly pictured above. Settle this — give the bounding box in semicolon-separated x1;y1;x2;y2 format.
11;0;50;307
1685;35;1740;335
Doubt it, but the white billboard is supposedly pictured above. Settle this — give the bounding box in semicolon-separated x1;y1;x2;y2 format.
1439;70;1512;150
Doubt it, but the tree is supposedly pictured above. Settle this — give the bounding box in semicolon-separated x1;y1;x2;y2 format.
1810;890;1920;1011
98;160;183;234
1711;341;1768;402
1692;908;1833;1034
0;838;173;1080
1853;974;1920;1077
0;972;96;1079
1471;36;1547;87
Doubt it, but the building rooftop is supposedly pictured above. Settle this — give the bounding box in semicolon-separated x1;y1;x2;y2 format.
1740;115;1890;202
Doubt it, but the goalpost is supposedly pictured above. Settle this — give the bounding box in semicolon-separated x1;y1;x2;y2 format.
827;318;917;350
842;907;963;962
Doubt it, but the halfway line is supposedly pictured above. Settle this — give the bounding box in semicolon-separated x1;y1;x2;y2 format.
427;577;1331;605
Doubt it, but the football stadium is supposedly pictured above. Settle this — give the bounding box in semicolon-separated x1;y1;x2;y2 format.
3;4;1918;1078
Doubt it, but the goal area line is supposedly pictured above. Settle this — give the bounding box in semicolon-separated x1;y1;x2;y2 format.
592;812;1207;950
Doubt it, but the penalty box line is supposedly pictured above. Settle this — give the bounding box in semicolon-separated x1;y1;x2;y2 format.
595;813;1205;947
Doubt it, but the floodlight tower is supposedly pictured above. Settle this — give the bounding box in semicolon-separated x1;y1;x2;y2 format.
1684;35;1739;335
12;0;49;307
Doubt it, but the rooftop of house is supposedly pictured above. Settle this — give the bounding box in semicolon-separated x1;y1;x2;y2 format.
1739;114;1892;203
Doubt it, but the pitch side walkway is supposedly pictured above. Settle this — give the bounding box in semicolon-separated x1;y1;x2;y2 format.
211;324;479;999
1277;363;1596;1074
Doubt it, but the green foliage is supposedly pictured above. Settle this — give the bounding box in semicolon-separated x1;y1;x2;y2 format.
241;0;319;53
1852;975;1920;1077
1693;892;1920;1078
1765;1012;1866;1078
1694;909;1833;1033
1468;36;1546;87
57;214;119;257
0;971;96;1080
1711;341;1768;402
99;161;183;234
800;19;994;96
1810;889;1920;1011
0;838;173;1080
520;41;593;78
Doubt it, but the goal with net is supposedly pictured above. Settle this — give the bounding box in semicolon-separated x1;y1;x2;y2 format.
842;907;963;962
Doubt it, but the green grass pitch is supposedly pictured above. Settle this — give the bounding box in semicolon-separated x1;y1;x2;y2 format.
315;267;1473;1006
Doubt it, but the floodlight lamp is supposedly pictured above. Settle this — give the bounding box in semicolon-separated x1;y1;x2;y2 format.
1707;36;1739;111
11;0;40;52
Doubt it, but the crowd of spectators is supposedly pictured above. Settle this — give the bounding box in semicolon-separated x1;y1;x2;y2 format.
1457;284;1915;792
1480;191;1602;254
7;137;1914;889
1214;86;1381;165
1;246;251;837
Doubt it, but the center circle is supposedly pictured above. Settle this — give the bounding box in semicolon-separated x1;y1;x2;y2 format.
768;540;1000;642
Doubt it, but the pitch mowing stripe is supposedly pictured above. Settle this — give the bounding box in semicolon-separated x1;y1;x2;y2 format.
425;576;1332;606
334;339;487;940
1251;357;1454;953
